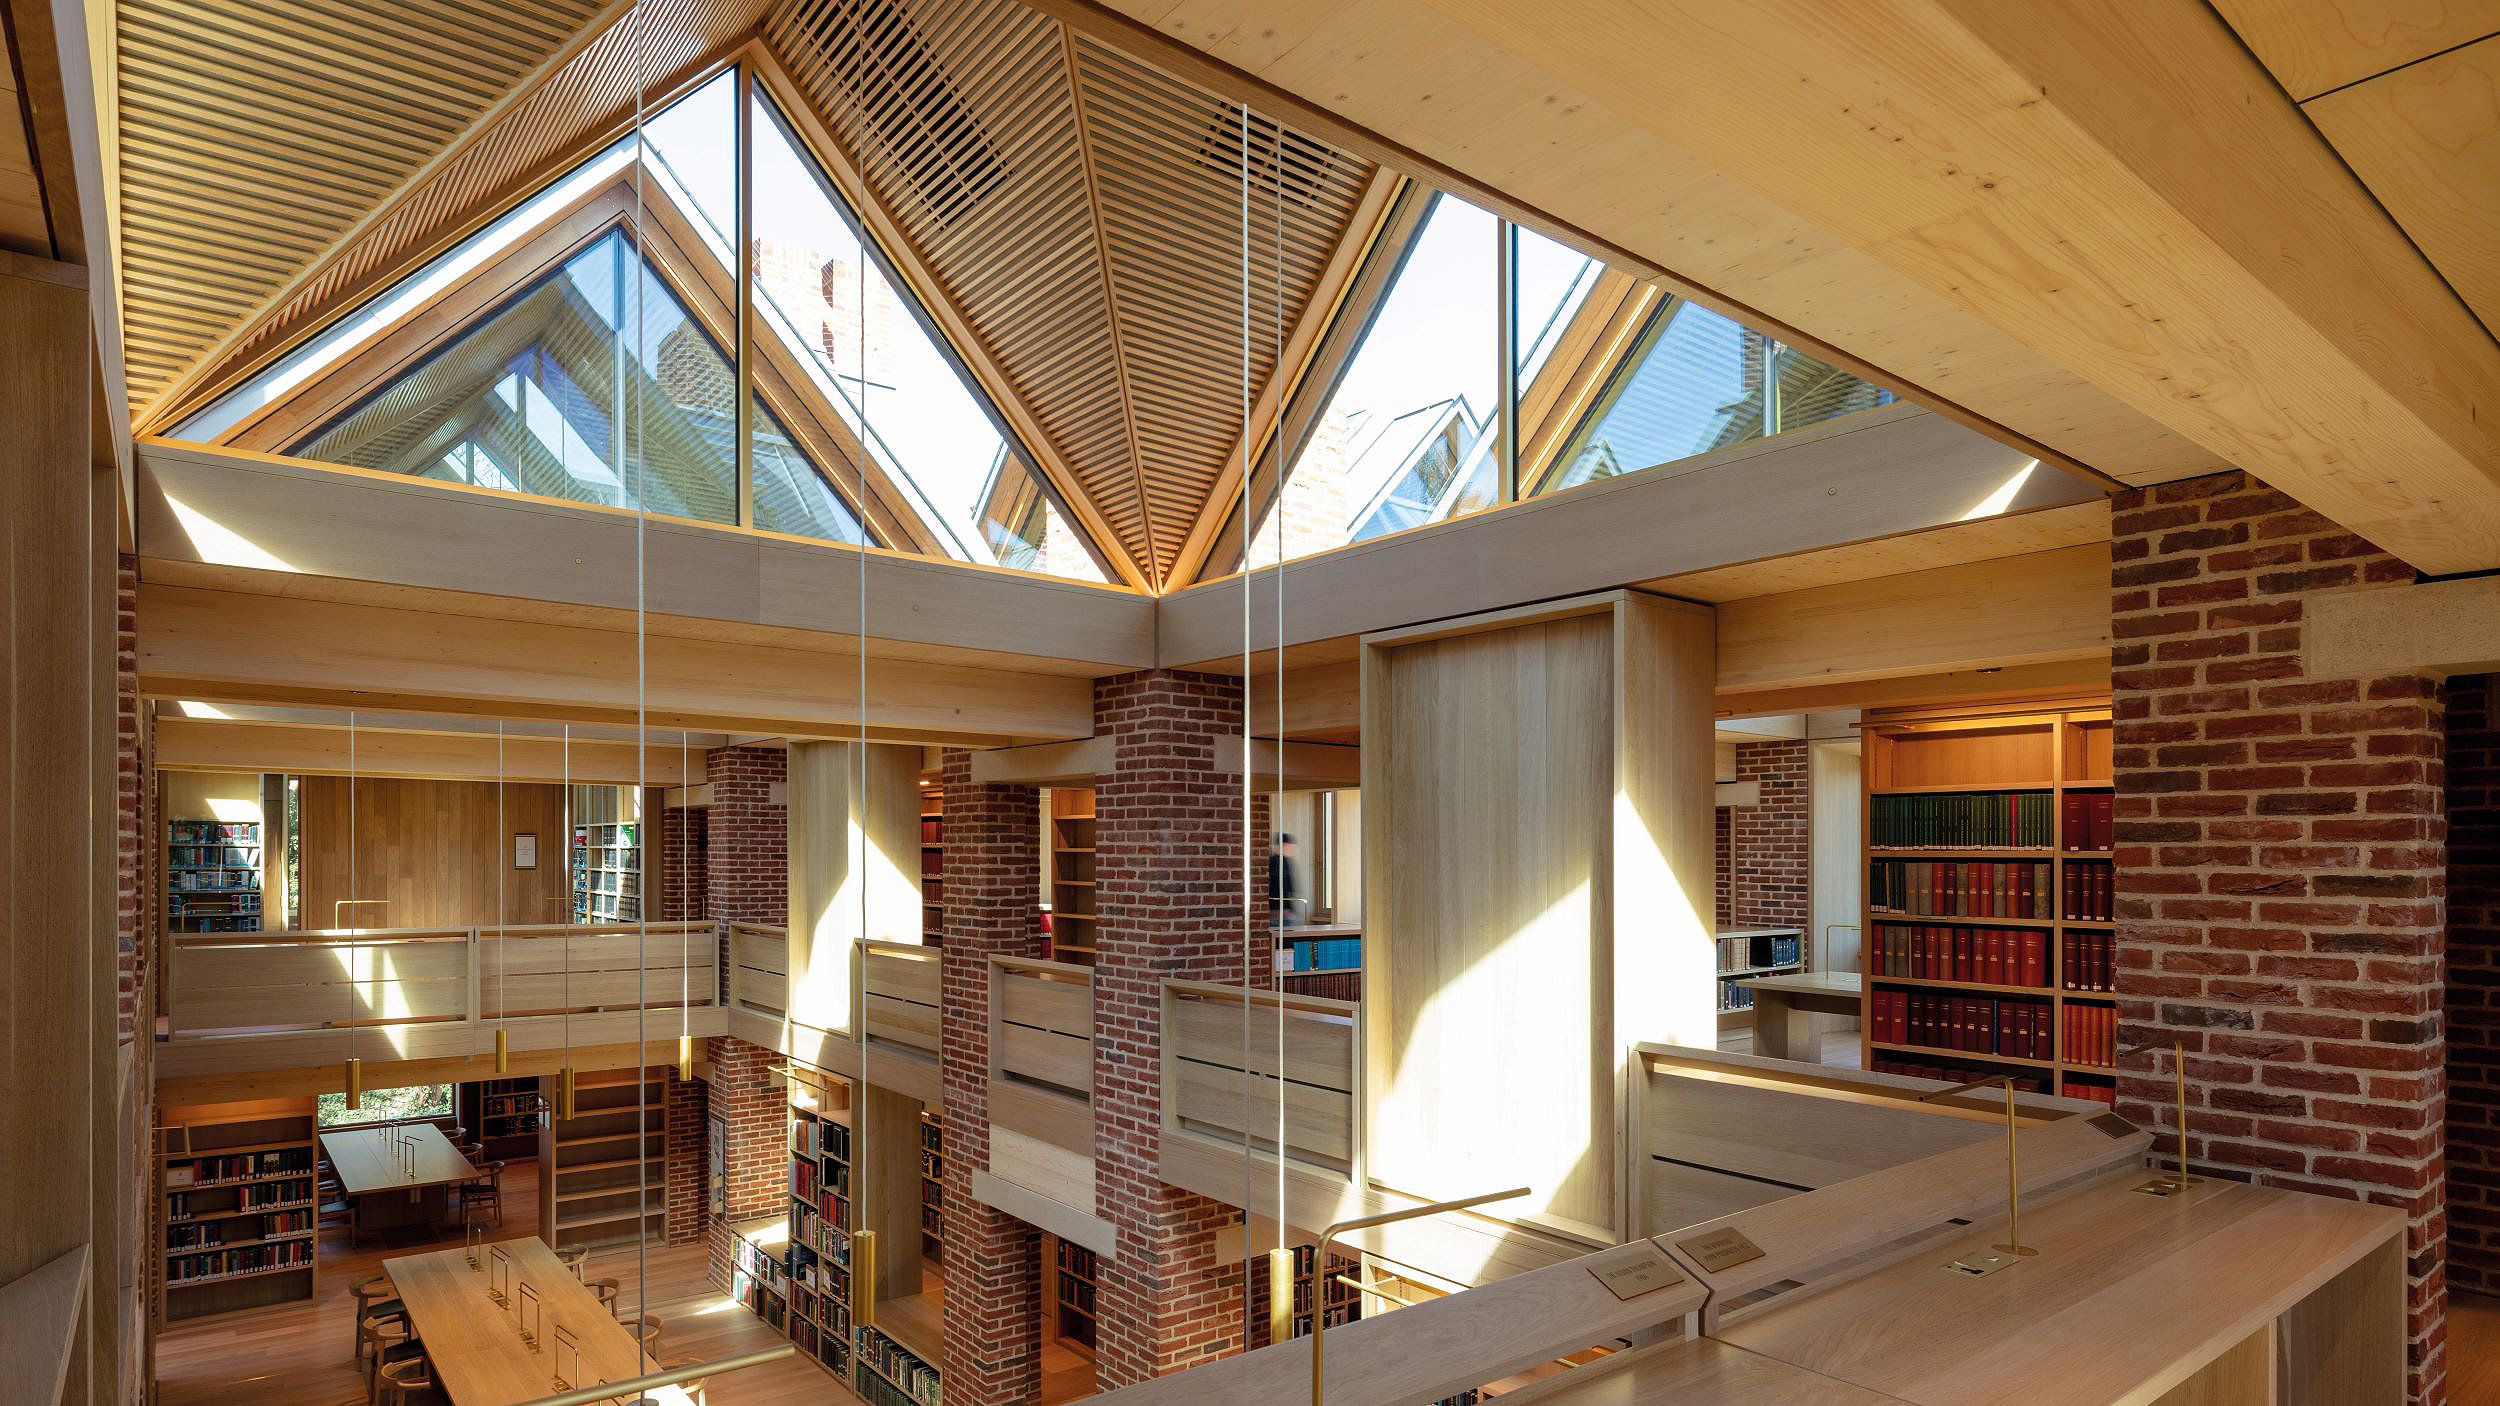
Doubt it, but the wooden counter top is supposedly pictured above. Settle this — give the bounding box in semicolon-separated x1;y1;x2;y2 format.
1492;1335;1903;1405
386;1236;690;1405
1716;1171;2403;1405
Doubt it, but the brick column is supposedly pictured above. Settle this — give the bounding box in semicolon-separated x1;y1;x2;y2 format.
1729;738;1809;928
664;1072;708;1244
938;751;1047;1406
704;1035;789;1290
2446;675;2500;1297
706;745;786;923
657;803;706;922
1091;670;1270;1389
2110;471;2447;1403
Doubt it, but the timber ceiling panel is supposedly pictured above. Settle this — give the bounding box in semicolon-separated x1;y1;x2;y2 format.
115;0;610;416
123;0;775;430
764;0;1378;588
2210;0;2500;101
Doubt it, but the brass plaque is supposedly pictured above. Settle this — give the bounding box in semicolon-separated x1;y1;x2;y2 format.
1588;1241;1688;1300
1677;1227;1766;1273
2089;1112;2138;1139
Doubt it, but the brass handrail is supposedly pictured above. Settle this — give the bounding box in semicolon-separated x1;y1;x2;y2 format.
509;1344;795;1405
1310;1186;1529;1406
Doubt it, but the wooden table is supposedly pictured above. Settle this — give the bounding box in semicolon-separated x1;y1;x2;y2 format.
1491;1335;1899;1405
1732;970;1859;1063
322;1123;477;1234
385;1236;691;1405
1716;1170;2403;1404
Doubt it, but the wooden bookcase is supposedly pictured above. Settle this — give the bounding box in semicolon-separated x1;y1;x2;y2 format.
788;1092;856;1378
543;1067;667;1247
1858;701;2116;1102
157;1097;319;1323
464;1076;544;1163
920;783;945;942
571;787;643;923
166;817;263;934
1044;1233;1097;1351
1047;788;1097;965
919;1111;943;1262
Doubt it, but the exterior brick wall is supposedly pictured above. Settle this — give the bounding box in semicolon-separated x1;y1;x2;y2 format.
706;745;786;924
2109;470;2447;1403
2447;675;2500;1297
937;753;1048;1406
1729;739;1810;929
703;1034;788;1290
1091;670;1270;1389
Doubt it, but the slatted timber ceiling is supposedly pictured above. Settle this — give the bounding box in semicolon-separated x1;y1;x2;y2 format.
764;0;1378;588
122;0;775;429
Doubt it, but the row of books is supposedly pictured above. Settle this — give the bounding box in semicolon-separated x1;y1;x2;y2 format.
920;819;943;844
1870;861;2053;919
2062;791;2115;851
169;845;259;867
1866;1058;2048;1094
794;1114;852;1164
2063;1082;2118;1107
792;1154;850;1204
166;1150;312;1186
1714;932;1801;972
1870;791;2054;849
1872;924;2047;987
169;820;257;843
164;1238;311;1280
1869;990;2054;1060
169;869;260;891
2065;1003;2118;1067
2062;930;2117;992
166;1189;309;1221
856;1325;941;1406
1718;983;1756;1013
166;1209;310;1248
2063;863;2114;922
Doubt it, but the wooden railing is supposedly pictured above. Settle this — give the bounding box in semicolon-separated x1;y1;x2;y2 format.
167;922;720;1038
727;922;787;1017
992;956;1093;1097
860;939;940;1059
1161;980;1361;1173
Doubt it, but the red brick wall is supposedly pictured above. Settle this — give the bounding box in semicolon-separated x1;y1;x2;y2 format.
2447;674;2500;1297
664;1069;708;1245
703;1034;788;1290
2109;471;2447;1403
1091;670;1270;1389
706;745;785;924
1714;807;1733;927
937;752;1048;1406
658;803;707;922
1729;739;1809;929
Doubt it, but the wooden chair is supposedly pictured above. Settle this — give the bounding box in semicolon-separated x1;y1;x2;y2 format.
659;1359;708;1405
362;1316;419;1397
374;1353;436;1406
625;1314;663;1354
589;1277;622;1316
557;1244;590;1280
348;1276;401;1361
461;1160;505;1226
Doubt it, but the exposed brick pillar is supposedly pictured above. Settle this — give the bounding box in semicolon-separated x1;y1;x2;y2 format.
1714;808;1733;927
1729;739;1809;928
2110;471;2447;1403
657;803;707;923
2446;675;2500;1297
938;751;1047;1406
664;1071;708;1245
1091;670;1270;1389
703;1034;788;1290
706;745;786;923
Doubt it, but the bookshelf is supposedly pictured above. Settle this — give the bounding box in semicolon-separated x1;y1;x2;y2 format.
919;1111;943;1262
1859;703;2117;1104
789;1095;857;1380
465;1077;544;1162
545;1067;667;1247
921;783;945;943
1714;928;1805;1017
1245;1243;1362;1349
166;818;262;934
157;1098;319;1323
1046;789;1096;965
571;787;643;923
1045;1233;1097;1351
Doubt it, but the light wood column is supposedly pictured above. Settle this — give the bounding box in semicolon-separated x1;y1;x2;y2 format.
1;254;111;1399
786;741;924;1033
861;1082;927;1302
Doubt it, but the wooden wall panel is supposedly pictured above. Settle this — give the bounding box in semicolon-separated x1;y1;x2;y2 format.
785;741;922;1035
296;775;570;929
1365;612;1616;1238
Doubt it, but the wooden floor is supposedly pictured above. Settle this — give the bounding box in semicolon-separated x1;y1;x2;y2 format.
156;1164;1096;1404
2458;1292;2500;1404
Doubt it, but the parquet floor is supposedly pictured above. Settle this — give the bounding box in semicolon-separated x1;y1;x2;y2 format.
2457;1292;2500;1405
155;1164;1096;1404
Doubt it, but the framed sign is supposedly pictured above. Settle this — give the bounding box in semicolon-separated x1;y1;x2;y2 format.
513;832;539;870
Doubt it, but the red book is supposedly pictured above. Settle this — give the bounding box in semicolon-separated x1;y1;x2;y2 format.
2022;932;2043;988
2062;792;2087;851
2092;793;2114;851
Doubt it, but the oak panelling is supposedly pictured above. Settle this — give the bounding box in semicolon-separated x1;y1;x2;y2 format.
995;958;1094;1094
1163;981;1359;1169
2211;0;2500;99
728;922;788;1016
1643;499;2110;603
296;774;571;930
168;931;469;1036
153;717;686;786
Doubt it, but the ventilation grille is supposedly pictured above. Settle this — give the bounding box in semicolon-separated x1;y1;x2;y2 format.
1193;107;1346;212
